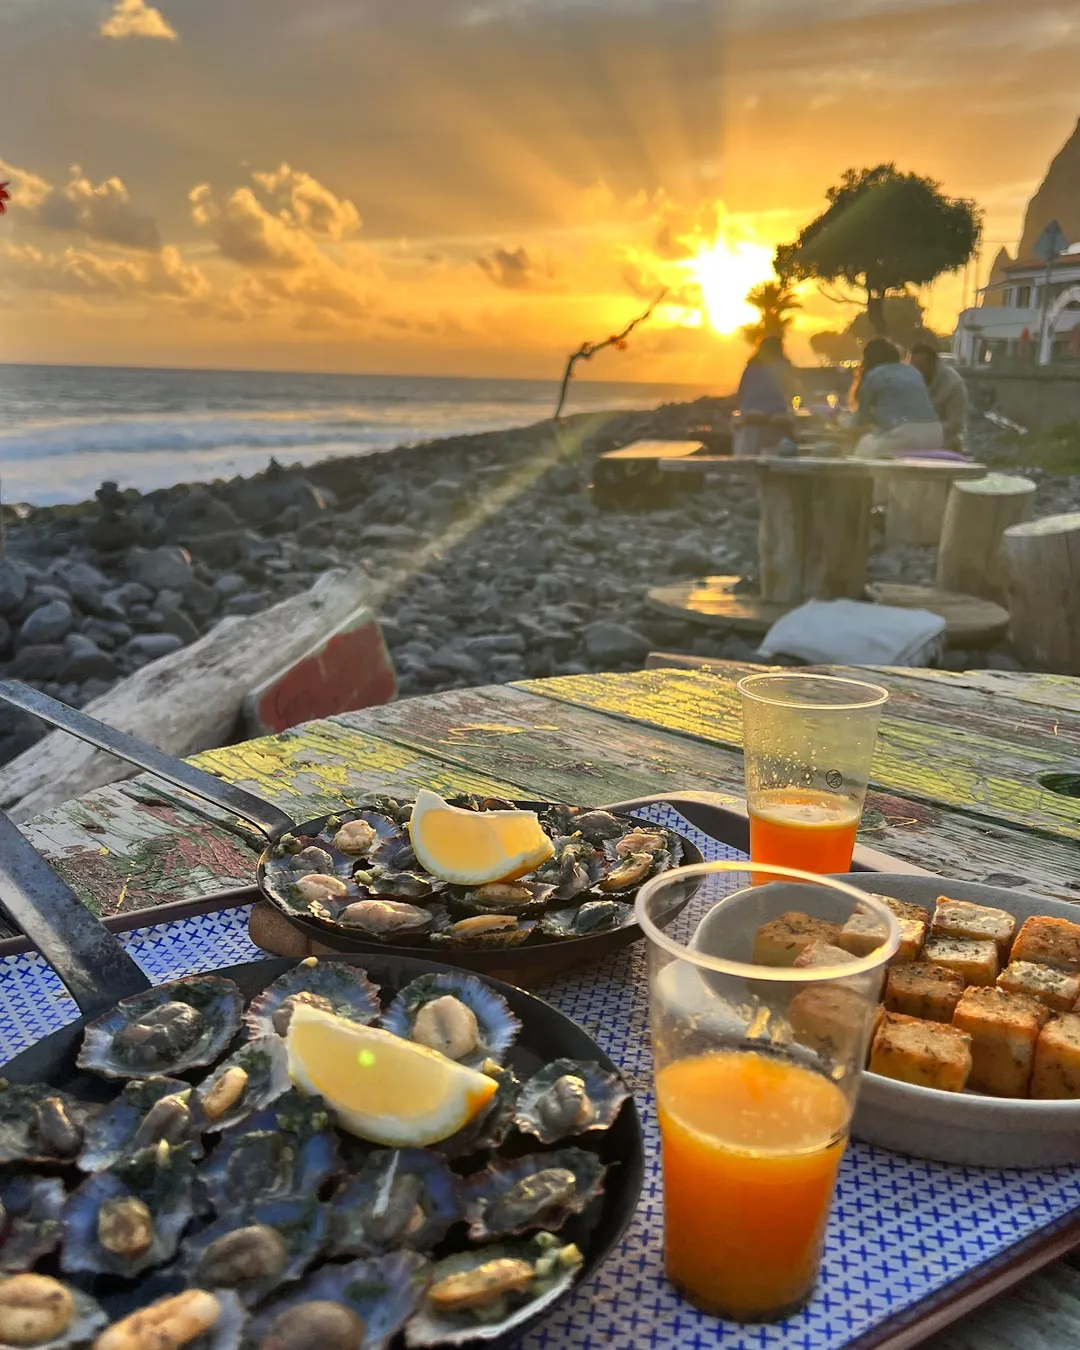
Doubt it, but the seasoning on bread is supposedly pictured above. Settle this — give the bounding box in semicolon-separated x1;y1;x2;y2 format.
921;935;999;987
952;987;1048;1097
792;939;860;970
997;961;1080;1014
838;912;926;963
789;985;866;1058
869;1012;972;1092
752;912;842;967
1011;916;1080;974
1031;1014;1080;1099
885;962;965;1023
932;898;1016;957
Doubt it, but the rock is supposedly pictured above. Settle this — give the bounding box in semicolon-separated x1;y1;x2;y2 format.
51;560;110;612
85;512;137;553
78;618;120;650
181;579;219;618
60;635;118;683
465;633;526;655
184;531;244;569
0;615;9;654
162;488;241;539
19;599;74;646
987;650;1024;671
9;644;68;680
428;646;483;677
582;620;651;664
359;524;418;545
127;546;194;592
104;582;154;612
0;560;29;614
284;482;327;526
79;677;114;703
223;592;269;616
125;633;184;663
156;603;200;644
214;573;248;598
155;588;186;612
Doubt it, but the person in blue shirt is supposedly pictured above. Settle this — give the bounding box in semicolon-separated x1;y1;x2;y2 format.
851;337;944;458
734;335;799;455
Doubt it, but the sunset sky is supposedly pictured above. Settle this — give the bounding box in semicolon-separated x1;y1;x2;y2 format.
2;0;1079;388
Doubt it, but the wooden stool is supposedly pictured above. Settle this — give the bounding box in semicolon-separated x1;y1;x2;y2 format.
863;583;1009;647
646;576;792;635
936;474;1036;603
1002;514;1080;673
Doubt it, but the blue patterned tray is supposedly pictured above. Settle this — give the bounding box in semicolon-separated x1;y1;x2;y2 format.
2;804;1078;1350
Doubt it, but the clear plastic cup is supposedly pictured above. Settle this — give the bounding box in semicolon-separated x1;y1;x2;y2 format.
636;860;899;1321
738;673;889;873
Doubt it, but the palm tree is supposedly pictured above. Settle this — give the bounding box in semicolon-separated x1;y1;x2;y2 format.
742;280;801;346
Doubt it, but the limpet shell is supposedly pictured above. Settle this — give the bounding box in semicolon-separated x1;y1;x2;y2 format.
380;972;521;1070
244;961;381;1040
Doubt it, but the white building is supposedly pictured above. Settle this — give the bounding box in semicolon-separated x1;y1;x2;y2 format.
953;243;1080;366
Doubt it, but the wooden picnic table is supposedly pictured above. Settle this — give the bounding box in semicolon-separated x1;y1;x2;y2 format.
9;661;1080;1348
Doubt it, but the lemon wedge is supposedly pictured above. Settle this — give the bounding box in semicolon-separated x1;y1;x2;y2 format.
408;788;555;885
286;1003;498;1146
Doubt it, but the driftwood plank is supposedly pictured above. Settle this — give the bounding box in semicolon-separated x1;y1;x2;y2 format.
515;669;1080;843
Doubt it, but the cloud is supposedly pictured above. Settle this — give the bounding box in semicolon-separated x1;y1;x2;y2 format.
36;167;160;250
476;244;554;289
250;164;361;240
190;183;313;268
99;0;177;40
2;242;208;301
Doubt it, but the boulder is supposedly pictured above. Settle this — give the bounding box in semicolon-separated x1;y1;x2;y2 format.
181;579;220;618
0;616;9;654
214;573;248;598
60;635;118;683
184;532;244;569
125;633;185;663
0;560;29;614
127;546;194;592
163;488;241;539
85;512;138;553
9;643;68;680
51;560;110;612
156;603;200;644
19;599;74;646
582;620;651;664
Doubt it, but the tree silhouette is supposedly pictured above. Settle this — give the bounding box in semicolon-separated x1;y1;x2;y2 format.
810;295;946;363
554;291;667;420
741;280;801;346
776;165;981;336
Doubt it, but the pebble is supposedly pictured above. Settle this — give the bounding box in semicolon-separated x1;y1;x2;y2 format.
0;560;28;614
126;633;184;662
19;599;74;645
127;546;194;592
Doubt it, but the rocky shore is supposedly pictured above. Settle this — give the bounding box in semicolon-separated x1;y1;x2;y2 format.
1;398;1077;769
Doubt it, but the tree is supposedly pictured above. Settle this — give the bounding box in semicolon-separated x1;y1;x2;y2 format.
741;280;801;347
810;295;947;364
775;165;981;336
553;290;667;420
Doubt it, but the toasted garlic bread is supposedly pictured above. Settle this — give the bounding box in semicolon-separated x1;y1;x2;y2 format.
886;962;965;1023
789;985;867;1058
792;939;860;970
921;935;999;987
752;912;842;967
932;898;1016;957
952;987;1048;1097
839;912;926;963
997;961;1080;1014
1031;1014;1080;1099
1012;917;1080;974
869;1012;972;1092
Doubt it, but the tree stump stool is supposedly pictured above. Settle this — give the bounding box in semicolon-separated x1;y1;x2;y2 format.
1002;513;1080;674
884;477;953;547
936;474;1036;603
758;462;873;602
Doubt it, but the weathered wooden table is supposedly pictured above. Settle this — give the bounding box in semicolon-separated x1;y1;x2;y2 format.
8;662;1080;1348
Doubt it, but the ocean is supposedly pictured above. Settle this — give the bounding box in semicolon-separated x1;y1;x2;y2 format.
0;364;710;507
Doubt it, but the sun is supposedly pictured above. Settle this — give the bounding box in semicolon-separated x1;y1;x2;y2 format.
684;239;777;335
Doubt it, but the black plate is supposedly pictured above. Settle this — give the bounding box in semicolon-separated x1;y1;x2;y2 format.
1;952;645;1349
260;802;704;972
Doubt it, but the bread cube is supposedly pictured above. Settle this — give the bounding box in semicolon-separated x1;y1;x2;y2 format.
872;893;931;927
793;940;859;970
921;936;999;987
838;911;927;963
789;985;866;1059
932;898;1016;957
886;962;965;1022
1031;1014;1080;1099
951;987;1048;1097
752;912;842;967
1012;916;1080;973
869;1012;972;1092
997;961;1080;1014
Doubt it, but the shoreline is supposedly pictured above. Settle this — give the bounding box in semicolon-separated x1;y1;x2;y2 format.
1;396;1077;772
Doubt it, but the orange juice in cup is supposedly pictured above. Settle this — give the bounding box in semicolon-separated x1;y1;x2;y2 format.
657;1049;849;1320
636;861;899;1321
738;674;889;873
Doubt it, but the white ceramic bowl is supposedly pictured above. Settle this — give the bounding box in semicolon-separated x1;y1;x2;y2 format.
838;874;1080;1168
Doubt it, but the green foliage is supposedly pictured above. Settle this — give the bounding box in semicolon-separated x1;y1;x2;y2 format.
810;295;946;363
741;280;801;346
776;165;981;334
997;422;1080;475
